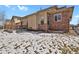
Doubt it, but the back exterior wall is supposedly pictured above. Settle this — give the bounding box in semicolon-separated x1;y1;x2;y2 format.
27;14;37;30
36;11;48;31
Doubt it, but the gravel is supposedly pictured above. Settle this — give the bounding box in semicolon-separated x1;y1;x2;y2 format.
0;31;79;54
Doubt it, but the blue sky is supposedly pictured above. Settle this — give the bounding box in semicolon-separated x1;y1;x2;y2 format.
0;5;79;25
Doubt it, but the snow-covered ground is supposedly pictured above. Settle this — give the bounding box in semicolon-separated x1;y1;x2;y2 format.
0;31;79;54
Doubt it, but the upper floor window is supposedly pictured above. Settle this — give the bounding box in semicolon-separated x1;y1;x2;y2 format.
54;13;62;22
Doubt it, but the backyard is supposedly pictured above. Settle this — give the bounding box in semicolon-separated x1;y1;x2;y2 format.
0;30;79;54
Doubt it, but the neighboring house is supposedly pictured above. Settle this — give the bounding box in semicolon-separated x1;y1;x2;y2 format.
4;16;22;30
0;21;3;29
4;20;12;30
0;15;5;29
4;6;74;32
11;16;22;30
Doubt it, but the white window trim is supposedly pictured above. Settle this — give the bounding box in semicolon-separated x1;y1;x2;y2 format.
54;13;62;22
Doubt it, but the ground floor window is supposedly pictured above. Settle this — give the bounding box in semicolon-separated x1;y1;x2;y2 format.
47;20;49;25
41;20;44;25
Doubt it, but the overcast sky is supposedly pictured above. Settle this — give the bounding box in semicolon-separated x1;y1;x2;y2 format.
0;5;79;25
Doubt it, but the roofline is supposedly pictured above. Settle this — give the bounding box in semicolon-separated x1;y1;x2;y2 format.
11;5;74;19
23;6;74;18
23;5;57;18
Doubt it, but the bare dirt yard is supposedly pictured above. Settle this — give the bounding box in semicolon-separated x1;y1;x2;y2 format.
0;30;79;54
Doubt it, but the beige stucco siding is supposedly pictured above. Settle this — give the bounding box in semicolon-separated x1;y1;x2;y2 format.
27;14;37;30
36;11;48;31
22;18;28;25
36;11;47;24
22;18;28;29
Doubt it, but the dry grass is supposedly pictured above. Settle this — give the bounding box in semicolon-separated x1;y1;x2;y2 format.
59;43;79;54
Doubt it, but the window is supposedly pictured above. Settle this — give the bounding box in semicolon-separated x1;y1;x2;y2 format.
47;20;49;25
40;16;44;25
54;13;62;21
41;20;44;25
55;15;57;21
